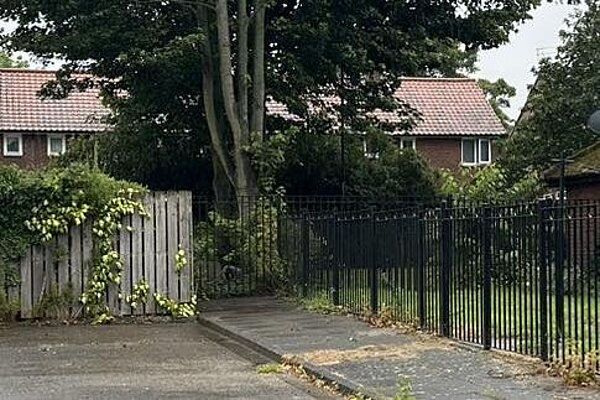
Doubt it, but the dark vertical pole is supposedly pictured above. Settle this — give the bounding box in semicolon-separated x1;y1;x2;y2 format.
440;200;451;337
417;208;427;328
538;200;549;361
301;213;310;297
556;157;566;355
370;209;379;315
482;207;493;350
332;214;340;306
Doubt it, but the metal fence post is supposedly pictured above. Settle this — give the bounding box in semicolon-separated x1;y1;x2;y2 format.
370;209;379;315
482;206;493;350
554;200;565;353
332;214;340;306
538;200;549;361
417;208;427;328
301;213;310;298
440;200;451;337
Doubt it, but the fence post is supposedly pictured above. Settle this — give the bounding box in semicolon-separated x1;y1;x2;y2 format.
554;199;565;352
538;200;550;361
417;208;427;328
482;206;493;350
301;213;310;298
370;209;379;315
440;200;451;337
332;214;340;306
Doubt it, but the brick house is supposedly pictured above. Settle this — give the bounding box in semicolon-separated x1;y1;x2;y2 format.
268;77;506;170
545;141;600;201
0;69;107;168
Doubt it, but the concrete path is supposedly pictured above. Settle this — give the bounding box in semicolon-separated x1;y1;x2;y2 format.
0;322;338;400
200;297;600;400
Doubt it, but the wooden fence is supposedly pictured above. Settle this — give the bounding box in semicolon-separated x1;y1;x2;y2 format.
14;191;193;318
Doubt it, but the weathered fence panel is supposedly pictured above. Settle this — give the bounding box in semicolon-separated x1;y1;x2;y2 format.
17;191;193;319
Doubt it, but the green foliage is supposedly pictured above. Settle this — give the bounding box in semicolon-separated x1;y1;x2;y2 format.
195;199;286;295
175;246;188;276
32;283;74;320
549;340;599;386
0;288;19;322
0;165;146;323
0;51;28;68
154;293;198;318
394;377;416;400
246;129;296;194
502;2;600;184
278;130;439;199
299;292;339;314
126;280;150;311
256;363;284;375
438;164;543;202
478;78;516;128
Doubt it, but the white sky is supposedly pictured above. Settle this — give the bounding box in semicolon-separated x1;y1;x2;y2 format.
1;2;584;120
474;2;584;119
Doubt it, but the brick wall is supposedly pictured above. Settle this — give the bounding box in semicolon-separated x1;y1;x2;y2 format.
0;134;49;168
568;181;600;201
416;137;462;170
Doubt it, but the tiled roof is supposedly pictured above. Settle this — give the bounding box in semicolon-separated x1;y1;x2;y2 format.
545;140;600;182
0;69;108;133
266;78;505;137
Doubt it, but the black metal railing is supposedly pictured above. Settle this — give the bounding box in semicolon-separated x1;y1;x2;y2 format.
283;199;600;369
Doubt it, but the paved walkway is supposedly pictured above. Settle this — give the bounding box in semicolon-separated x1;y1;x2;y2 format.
200;297;600;400
0;322;336;400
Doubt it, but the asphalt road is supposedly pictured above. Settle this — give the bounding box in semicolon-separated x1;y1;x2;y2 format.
0;322;337;400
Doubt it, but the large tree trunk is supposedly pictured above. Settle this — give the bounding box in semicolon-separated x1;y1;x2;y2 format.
215;0;259;207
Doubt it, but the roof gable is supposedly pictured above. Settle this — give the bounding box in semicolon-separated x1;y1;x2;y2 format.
0;69;108;133
267;78;505;137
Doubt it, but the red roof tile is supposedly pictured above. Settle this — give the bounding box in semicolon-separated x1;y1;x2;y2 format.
0;69;108;133
266;78;505;137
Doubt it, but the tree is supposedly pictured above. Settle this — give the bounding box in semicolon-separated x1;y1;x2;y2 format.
501;1;599;184
0;51;28;68
478;78;516;128
0;0;564;207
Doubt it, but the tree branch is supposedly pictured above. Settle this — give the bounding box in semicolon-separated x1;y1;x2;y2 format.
238;0;250;140
199;3;235;187
250;0;266;135
215;0;242;143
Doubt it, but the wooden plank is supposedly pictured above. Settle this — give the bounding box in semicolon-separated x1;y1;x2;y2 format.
45;239;57;292
107;235;120;316
178;191;192;302
155;192;168;306
143;193;156;315
69;225;83;309
57;234;69;292
20;249;32;318
167;191;180;301
131;212;144;315
120;215;132;316
143;193;157;315
31;245;44;312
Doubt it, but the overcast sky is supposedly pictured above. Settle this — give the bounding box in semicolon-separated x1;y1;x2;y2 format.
475;2;584;119
1;3;584;120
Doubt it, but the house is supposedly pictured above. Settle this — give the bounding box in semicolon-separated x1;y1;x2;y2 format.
267;77;506;170
544;141;600;201
0;69;107;168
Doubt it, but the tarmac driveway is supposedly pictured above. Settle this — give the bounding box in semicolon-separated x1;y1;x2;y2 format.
0;322;334;400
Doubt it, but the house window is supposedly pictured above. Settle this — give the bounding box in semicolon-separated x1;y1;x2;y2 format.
47;134;66;156
3;134;23;157
400;138;416;150
363;138;380;159
462;138;491;166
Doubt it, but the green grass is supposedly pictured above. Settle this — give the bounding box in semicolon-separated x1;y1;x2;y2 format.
256;363;284;374
304;267;600;361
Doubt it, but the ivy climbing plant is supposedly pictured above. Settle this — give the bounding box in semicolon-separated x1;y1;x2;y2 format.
0;165;147;323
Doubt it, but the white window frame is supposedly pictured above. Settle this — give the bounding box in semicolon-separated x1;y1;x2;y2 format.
362;138;380;159
461;138;492;166
47;134;67;156
400;138;417;150
479;139;491;165
3;133;23;157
